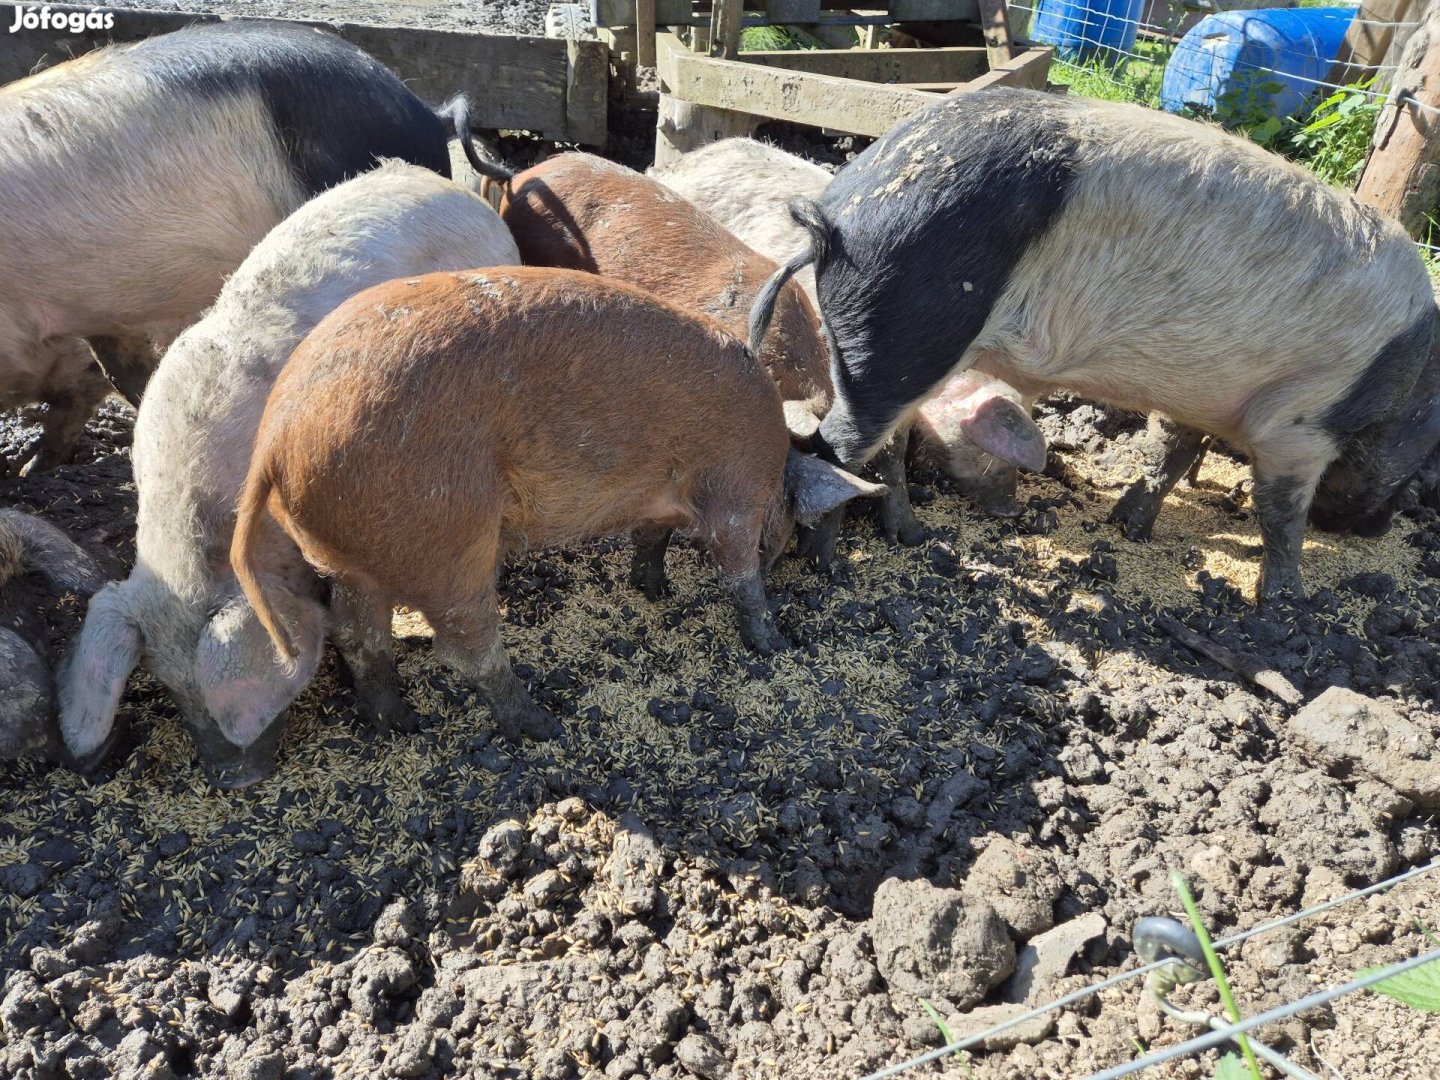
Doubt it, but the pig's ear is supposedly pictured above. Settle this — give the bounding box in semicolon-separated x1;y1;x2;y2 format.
958;395;1048;473
782;400;823;451
194;593;324;748
784;448;887;523
58;580;142;766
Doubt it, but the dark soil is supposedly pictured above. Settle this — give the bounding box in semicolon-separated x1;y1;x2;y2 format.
4;390;1439;1078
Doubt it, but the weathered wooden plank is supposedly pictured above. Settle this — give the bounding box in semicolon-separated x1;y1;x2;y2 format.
0;2;607;143
1327;0;1418;88
885;0;978;18
657;30;940;135
711;0;745;57
767;0;825;21
898;81;974;92
957;45;1051;92
636;0;657;66
976;0;1015;68
740;46;989;82
566;38;610;145
597;0;979;26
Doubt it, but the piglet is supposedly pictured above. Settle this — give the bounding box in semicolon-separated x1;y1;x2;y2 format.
446;122;830;420
231;268;879;741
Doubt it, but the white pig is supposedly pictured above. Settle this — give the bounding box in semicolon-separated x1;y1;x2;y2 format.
59;161;521;788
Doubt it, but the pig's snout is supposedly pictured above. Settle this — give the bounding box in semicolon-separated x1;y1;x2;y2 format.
184;709;283;791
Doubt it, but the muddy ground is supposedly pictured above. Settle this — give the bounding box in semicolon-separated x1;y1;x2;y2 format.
5;382;1440;1080
4;7;1440;1077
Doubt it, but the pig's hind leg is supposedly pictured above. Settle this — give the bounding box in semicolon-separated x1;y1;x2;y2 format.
1108;417;1209;541
330;580;421;735
20;339;114;474
427;575;564;744
870;424;925;545
700;505;790;655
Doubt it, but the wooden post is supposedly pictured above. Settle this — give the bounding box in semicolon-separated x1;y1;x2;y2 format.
1355;0;1440;237
1327;0;1418;89
711;0;745;59
977;0;1016;70
636;0;657;67
655;31;757;167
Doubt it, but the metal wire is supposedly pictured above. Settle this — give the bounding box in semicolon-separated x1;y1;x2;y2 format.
1086;946;1440;1079
858;861;1437;1080
1004;0;1425;113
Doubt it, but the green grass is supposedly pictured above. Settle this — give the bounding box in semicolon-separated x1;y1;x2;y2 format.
740;25;827;51
1172;873;1264;1080
1046;38;1172;109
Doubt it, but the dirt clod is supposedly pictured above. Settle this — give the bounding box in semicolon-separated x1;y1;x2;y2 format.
870;878;1016;1009
1288;687;1440;809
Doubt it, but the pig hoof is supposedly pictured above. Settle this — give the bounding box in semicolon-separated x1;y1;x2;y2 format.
495;703;564;743
1107;503;1158;543
628;567;670;602
201;760;276;791
887;517;925;546
976;495;1025;519
1255;575;1306;607
741;622;791;656
65;726;122;777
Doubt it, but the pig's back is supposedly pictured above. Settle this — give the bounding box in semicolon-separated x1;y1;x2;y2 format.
262;267;786;560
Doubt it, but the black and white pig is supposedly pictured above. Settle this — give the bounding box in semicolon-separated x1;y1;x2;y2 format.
0;20;454;472
58;162;520;789
649;137;1046;519
749;87;1440;600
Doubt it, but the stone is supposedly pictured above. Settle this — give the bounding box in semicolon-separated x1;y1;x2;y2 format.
1001;912;1107;1005
942;1002;1057;1052
960;838;1063;940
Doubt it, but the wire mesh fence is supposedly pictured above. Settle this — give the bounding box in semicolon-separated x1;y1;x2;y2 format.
859;861;1440;1079
1004;0;1416;118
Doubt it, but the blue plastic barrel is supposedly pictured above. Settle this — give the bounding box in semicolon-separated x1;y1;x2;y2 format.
1031;0;1146;62
1160;7;1357;120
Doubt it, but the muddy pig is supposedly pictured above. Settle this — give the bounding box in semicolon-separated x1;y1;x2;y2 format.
58;162;520;789
0;20;455;472
1;512;108;762
649;137;1045;517
231;268;879;753
750;87;1439;599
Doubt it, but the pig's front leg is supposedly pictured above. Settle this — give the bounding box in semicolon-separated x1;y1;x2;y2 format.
330;580;419;735
871;424;924;545
628;526;673;601
1251;469;1313;603
1108;417;1209;542
705;507;790;654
